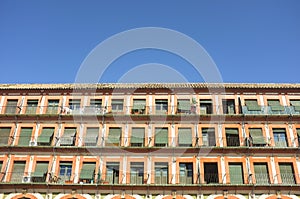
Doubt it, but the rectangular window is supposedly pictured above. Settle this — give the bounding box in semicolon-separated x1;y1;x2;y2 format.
273;128;288;147
0;127;11;146
200;99;213;114
279;163;295;184
130;162;144;184
249;128;266;146
32;162;49;182
26;100;38;114
90;99;102;108
84;127;99;146
204;162;219;184
60;128;76;146
155;99;168;114
202;128;216;146
111;99;123;112
155;162;168;184
178;128;192;147
46;100;59;114
18;127;33;146
290;100;300;113
229;163;244;184
59;162;72;182
222;99;235;114
154;128;168;147
85;99;103;114
267;99;284;113
106;162;119;184
107;127;121;146
245;99;261;111
69;99;81;110
37;127;54;146
225;128;240;146
11;161;26;183
179;163;193;184
132;99;146;114
177;99;191;114
254;163;270;184
5;99;19;114
130;128;145;147
79;162;96;183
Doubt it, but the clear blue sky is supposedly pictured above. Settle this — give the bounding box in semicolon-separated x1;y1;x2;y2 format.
0;1;299;83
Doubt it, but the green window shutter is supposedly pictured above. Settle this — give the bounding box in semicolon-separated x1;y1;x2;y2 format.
225;128;239;135
18;128;33;146
90;99;102;106
177;100;191;111
245;100;261;111
108;128;121;145
32;162;49;177
37;128;54;144
297;129;300;137
268;100;284;111
254;163;269;184
249;128;266;145
178;128;192;145
85;127;99;145
290;100;300;111
80;162;96;180
26;100;38;114
0;127;11;146
131;128;145;145
279;163;295;184
0;161;2;171
11;161;26;182
46;100;59;114
60;128;76;146
200;99;212;104
133;100;146;110
5;100;18;114
155;128;168;145
229;163;243;184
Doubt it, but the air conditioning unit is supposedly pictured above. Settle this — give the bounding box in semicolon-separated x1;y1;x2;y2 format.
22;176;31;183
29;141;37;146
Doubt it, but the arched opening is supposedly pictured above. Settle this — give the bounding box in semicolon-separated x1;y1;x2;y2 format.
11;194;38;199
215;196;240;199
162;195;187;199
59;194;87;199
111;195;137;199
266;195;293;199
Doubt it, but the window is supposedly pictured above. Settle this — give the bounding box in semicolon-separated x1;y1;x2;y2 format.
201;128;216;146
84;127;99;146
177;99;191;114
273;128;288;147
132;99;146;114
85;99;102;114
11;161;26;183
179;163;193;184
154;128;168;147
297;129;300;146
155;162;168;184
18;127;33;146
254;163;269;184
0;127;11;146
106;127;121;146
69;99;81;111
46;100;59;114
248;128;266;146
290;100;300;113
5;99;19;114
244;99;261;111
200;99;213;114
59;162;72;182
130;128;145;147
225;128;240;146
204;163;218;184
279;163;295;184
229;163;244;184
155;99;168;114
222;99;235;114
106;162;119;184
79;162;96;183
32;162;49;182
267;99;284;113
37;127;54;146
111;99;123;112
26;100;38;114
178;128;192;147
130;162;144;184
60;128;76;146
90;99;102;108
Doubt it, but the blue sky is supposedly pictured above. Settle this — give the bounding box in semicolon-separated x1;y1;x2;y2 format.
0;1;299;83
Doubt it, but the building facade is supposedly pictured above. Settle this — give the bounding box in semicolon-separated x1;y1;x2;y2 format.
0;83;299;199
